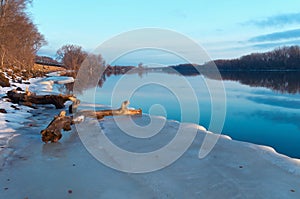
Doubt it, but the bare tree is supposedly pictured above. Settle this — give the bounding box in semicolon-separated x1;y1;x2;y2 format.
0;0;46;70
56;44;87;71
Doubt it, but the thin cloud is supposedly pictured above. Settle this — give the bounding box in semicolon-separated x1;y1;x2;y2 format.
243;12;300;28
248;29;300;42
251;39;300;49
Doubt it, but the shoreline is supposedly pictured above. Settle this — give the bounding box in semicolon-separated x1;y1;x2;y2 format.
1;71;300;163
1;73;300;198
0;72;73;167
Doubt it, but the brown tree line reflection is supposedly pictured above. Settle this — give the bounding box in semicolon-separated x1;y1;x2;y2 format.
216;71;300;94
166;65;300;94
64;65;135;94
64;64;300;95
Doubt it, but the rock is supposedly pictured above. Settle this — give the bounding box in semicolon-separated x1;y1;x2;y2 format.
0;72;10;87
11;105;20;110
0;108;7;113
16;87;23;91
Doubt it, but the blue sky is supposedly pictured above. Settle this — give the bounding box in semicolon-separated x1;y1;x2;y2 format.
30;0;300;65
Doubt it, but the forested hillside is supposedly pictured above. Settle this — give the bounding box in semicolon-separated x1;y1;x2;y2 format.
205;46;300;70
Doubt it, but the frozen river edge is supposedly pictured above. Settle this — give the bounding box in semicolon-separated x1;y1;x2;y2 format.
0;74;300;199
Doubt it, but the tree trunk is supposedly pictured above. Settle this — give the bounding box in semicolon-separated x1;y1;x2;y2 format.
77;100;142;119
40;111;73;143
0;46;5;67
41;101;142;143
6;88;79;109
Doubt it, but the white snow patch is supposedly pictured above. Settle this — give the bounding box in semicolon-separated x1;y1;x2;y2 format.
248;143;300;175
57;76;74;84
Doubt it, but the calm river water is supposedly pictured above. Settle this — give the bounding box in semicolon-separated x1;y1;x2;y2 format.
77;70;300;158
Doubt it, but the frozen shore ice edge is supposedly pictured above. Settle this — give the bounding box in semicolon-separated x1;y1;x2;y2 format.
0;73;300;198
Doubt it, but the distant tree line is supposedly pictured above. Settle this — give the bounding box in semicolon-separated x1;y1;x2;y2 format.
165;46;300;93
55;44;135;74
168;46;300;76
166;63;200;76
35;56;63;67
205;46;300;70
55;44;135;75
0;0;46;71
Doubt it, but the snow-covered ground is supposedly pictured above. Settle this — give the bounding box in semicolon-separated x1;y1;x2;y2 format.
0;73;74;162
0;76;42;163
0;74;300;198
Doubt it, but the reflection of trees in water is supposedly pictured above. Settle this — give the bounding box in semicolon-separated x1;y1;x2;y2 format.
64;63;300;94
222;71;300;94
202;71;300;94
162;66;300;94
63;64;135;93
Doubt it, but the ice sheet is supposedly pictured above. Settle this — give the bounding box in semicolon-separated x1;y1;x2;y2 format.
0;116;299;198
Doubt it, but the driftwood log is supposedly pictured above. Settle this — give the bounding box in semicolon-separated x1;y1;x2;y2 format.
41;111;73;143
6;88;79;109
77;100;142;119
41;101;142;143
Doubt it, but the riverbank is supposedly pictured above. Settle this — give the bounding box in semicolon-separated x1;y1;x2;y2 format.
0;73;73;166
0;73;300;198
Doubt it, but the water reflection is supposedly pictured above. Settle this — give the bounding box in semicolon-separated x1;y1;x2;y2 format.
63;65;135;94
63;64;300;95
217;71;300;94
246;96;300;109
250;110;300;130
162;66;300;94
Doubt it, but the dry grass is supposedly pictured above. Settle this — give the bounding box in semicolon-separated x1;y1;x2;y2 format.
33;64;66;73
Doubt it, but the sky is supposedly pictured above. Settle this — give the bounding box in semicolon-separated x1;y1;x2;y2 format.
30;0;300;65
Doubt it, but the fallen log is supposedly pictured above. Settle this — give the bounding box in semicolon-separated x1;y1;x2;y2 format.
77;100;142;119
41;101;142;143
40;111;73;143
6;88;79;109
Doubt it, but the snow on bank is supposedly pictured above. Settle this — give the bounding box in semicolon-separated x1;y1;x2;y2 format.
97;116;300;174
0;73;72;164
0;99;33;166
29;76;74;94
0;115;300;199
